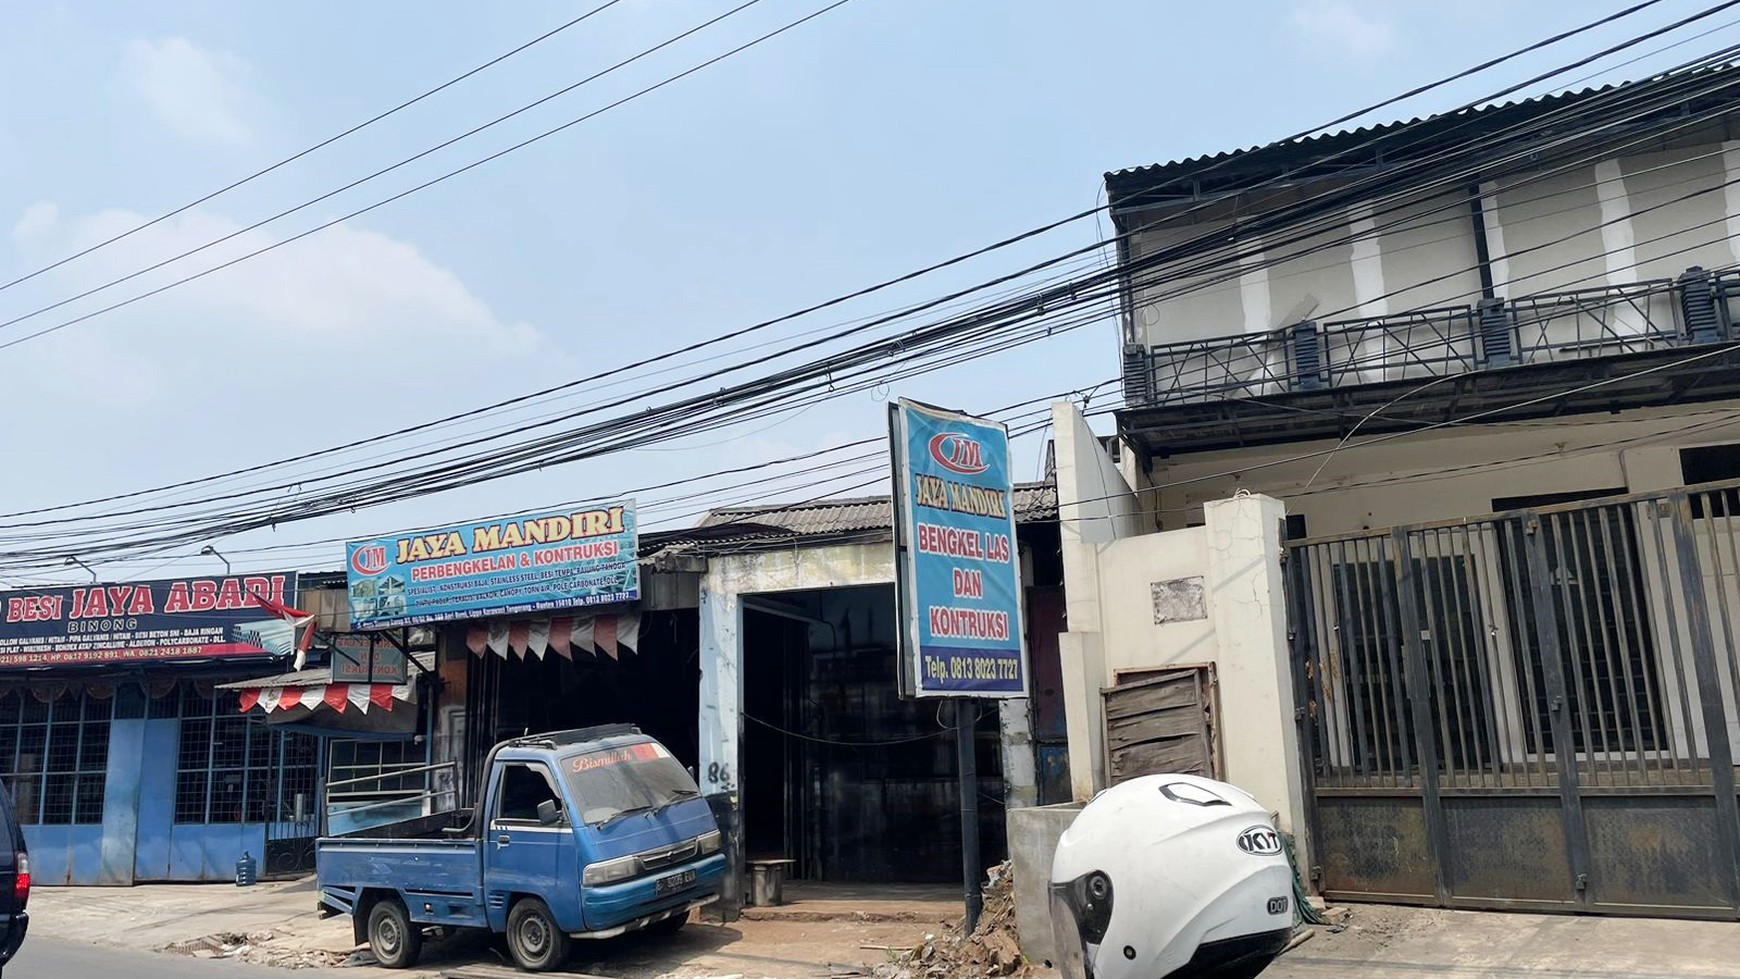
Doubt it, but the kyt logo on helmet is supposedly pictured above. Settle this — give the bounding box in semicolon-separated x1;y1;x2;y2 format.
1237;825;1283;856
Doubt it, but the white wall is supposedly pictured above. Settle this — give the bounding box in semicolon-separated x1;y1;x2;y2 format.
1053;401;1140;799
1053;400;1141;635
1053;401;1309;862
1126;136;1740;350
698;543;896;799
696;538;1046;812
1150;400;1740;536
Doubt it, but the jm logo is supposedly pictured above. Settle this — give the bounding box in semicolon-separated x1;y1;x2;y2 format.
351;545;388;576
928;433;990;475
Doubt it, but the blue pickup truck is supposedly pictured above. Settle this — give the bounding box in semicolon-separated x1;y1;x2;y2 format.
316;725;725;971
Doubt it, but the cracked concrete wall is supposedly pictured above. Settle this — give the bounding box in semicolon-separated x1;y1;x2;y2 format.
1053;402;1308;866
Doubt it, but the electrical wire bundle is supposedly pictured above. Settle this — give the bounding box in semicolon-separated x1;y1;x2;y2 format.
1;1;1738;578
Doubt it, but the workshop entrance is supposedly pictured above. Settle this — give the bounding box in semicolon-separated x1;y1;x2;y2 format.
739;584;1005;883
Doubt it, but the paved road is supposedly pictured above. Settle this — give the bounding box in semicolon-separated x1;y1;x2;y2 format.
7;937;354;978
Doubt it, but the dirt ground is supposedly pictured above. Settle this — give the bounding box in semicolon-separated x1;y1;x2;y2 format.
28;878;1740;978
27;877;964;978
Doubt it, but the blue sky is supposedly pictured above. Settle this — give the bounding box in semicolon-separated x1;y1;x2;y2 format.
0;0;1721;580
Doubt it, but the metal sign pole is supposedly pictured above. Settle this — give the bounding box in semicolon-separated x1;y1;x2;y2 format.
956;699;982;932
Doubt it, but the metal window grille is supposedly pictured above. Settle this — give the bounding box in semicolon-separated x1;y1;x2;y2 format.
172;689;321;825
0;691;112;825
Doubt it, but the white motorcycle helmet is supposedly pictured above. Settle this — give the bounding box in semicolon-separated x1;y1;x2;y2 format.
1049;774;1295;979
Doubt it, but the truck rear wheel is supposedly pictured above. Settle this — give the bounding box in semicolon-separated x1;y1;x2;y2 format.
507;897;571;972
367;897;423;969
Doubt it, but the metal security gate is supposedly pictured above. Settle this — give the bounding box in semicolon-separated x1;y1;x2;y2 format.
1286;483;1740;918
262;733;322;878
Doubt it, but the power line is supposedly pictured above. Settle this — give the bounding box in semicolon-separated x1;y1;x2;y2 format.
0;0;858;352
0;0;771;334
0;8;1722;563
0;2;1692;531
9;0;1669;352
0;0;631;294
4;393;1116;577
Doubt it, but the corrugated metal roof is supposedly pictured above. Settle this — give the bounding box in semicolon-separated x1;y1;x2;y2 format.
696;481;1059;537
216;651;436;690
1103;69;1715;206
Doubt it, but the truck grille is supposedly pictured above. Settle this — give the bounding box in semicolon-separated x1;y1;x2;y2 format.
638;839;699;872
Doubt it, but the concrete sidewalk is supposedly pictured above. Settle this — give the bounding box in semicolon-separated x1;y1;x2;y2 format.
27;882;1740;978
1272;905;1740;979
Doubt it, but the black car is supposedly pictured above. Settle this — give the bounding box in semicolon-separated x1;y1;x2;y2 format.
0;781;27;975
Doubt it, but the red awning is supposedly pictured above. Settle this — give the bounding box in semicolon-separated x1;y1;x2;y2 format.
219;651;432;716
462;611;640;661
237;681;411;715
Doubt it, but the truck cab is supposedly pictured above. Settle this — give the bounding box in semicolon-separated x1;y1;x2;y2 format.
317;725;725;971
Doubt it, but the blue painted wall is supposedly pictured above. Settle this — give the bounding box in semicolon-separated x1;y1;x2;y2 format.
99;718;146;885
133;718;179;881
29;716;280;885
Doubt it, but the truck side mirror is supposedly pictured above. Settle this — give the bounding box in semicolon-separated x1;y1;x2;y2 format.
536;799;563;826
687;766;697;782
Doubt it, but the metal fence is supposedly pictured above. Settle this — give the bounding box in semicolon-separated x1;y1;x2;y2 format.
1136;271;1730;407
1287;480;1740;918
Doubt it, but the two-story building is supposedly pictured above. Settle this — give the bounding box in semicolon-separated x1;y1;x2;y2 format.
1057;66;1740;921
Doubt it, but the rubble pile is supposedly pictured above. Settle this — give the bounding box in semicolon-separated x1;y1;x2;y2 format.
872;862;1035;979
162;931;376;970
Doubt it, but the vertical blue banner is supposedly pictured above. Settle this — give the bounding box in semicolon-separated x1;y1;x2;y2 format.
891;400;1027;698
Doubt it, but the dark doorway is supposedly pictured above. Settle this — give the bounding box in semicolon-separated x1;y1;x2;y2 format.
461;610;700;802
737;585;1006;884
740;606;806;867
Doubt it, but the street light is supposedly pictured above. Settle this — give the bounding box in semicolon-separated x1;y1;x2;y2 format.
64;556;97;583
199;545;232;576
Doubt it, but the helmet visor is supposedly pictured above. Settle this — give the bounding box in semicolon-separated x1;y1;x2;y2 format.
1047;882;1092;979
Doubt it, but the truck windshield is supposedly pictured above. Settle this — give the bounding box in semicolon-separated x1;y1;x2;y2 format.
561;742;699;826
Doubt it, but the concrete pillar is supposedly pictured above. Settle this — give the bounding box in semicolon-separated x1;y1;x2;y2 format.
999;700;1039;809
698;582;741;796
1202;494;1310;871
1058;632;1106;801
1052;401;1138;804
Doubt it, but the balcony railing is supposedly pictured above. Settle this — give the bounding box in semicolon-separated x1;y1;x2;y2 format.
1125;267;1738;407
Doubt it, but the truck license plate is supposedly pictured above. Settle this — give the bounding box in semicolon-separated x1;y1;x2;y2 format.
655;869;696;896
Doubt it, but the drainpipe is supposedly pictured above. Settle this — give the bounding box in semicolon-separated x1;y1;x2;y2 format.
1467;182;1517;367
1468;183;1497;301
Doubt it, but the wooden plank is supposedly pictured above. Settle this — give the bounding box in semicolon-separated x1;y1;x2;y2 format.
1103;679;1199;719
1104;664;1219;785
1106;710;1205;747
1111;738;1210;780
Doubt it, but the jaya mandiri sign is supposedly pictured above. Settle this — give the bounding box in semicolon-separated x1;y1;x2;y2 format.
890;400;1027;699
0;573;302;669
346;502;640;629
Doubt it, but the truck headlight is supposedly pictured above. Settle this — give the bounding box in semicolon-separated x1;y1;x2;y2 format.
583;855;639;886
697;830;721;855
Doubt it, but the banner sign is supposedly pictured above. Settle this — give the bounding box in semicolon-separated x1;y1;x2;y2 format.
0;573;301;669
890;401;1027;699
327;633;408;685
346;501;640;629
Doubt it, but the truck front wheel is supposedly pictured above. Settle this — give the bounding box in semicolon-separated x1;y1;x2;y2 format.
507;897;572;972
368;897;423;969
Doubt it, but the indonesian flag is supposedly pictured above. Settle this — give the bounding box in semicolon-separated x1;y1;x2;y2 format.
247;588;319;669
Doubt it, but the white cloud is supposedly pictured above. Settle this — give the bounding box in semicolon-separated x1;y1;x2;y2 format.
1289;1;1398;57
12;205;544;354
121;37;255;145
12;202;58;241
0;203;563;508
